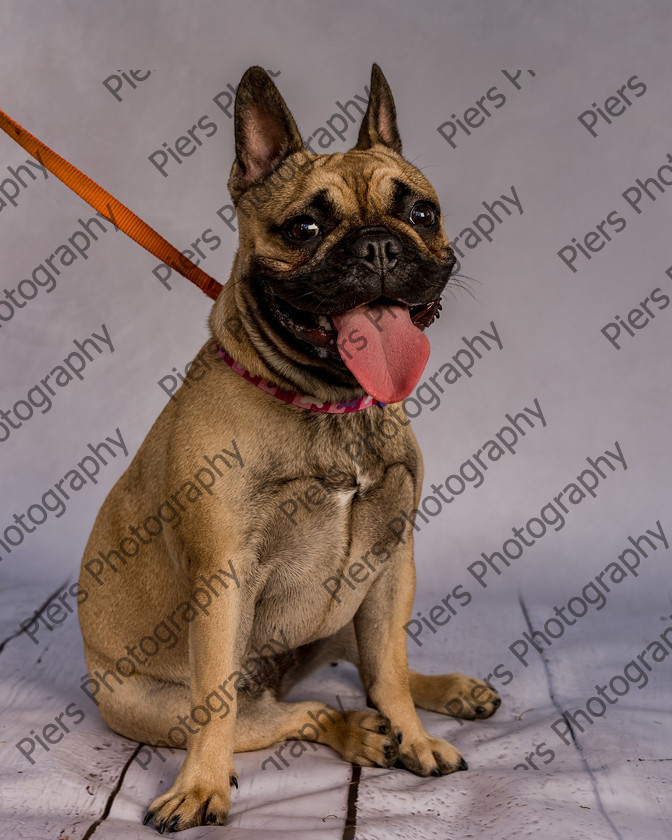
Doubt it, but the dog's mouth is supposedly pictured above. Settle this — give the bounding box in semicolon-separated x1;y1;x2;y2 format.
270;295;442;348
265;292;443;403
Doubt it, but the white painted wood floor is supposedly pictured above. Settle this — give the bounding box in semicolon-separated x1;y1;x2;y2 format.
1;577;671;840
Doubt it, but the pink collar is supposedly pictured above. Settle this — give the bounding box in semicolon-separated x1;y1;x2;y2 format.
216;345;385;413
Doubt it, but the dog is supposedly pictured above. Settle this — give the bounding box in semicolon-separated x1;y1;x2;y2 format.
78;64;501;833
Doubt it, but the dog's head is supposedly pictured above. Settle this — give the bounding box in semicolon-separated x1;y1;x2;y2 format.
211;65;455;405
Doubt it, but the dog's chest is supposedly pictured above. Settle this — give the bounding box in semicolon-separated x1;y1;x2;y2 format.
251;456;415;646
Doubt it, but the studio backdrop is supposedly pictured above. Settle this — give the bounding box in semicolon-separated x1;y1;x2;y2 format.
1;1;671;838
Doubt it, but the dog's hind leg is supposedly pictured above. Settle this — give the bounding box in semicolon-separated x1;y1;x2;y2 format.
92;663;401;771
234;689;400;769
408;671;501;720
87;647;399;830
82;656;192;747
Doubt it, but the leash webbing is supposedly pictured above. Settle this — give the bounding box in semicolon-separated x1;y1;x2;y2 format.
0;109;223;300
0;110;390;412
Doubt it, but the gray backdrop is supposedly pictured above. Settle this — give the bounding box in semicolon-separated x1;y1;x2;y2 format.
1;1;671;838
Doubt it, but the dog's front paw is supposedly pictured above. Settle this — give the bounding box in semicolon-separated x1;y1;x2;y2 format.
410;671;501;720
143;774;237;833
396;733;467;777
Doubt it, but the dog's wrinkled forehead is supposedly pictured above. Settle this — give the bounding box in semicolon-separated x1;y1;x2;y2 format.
285;149;440;228
236;147;443;257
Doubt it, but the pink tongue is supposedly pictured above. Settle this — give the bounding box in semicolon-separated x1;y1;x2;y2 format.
332;304;430;403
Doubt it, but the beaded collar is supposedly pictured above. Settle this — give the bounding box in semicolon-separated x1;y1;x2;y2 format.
216;345;385;413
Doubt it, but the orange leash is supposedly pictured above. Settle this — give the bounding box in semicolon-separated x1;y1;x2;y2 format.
0;110;223;300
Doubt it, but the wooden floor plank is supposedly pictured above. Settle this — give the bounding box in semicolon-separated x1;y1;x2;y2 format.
2;581;671;838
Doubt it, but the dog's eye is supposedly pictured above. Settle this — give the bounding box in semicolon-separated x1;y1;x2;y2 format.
286;216;321;241
409;203;437;227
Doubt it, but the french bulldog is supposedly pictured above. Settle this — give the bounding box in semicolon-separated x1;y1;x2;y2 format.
78;63;500;833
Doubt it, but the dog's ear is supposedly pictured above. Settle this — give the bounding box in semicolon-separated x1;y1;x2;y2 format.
354;64;402;155
228;67;305;202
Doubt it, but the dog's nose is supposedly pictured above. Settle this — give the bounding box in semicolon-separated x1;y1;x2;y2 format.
350;230;401;272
